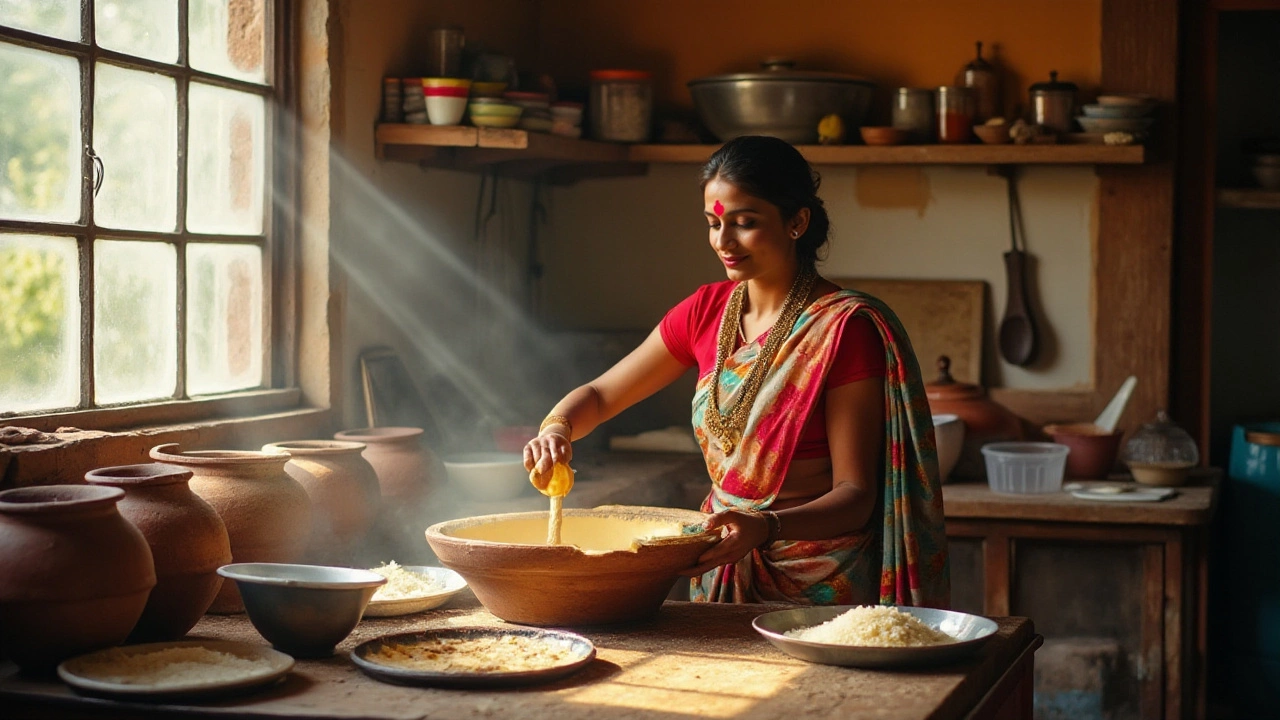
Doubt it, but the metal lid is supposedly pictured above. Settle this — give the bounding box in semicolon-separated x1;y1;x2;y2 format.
962;41;994;73
688;58;874;87
1029;70;1078;93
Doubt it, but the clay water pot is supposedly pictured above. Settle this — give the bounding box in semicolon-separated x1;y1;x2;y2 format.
333;427;437;501
1043;423;1124;479
84;463;232;641
426;506;717;626
926;356;1024;481
149;444;311;613
0;485;155;673
262;440;381;564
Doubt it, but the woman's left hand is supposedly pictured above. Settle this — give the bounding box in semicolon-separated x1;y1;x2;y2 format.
682;509;770;577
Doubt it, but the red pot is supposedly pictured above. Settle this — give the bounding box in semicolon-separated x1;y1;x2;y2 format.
925;356;1024;481
262;440;381;564
85;463;232;640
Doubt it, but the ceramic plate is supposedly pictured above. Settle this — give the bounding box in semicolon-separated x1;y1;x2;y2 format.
351;627;596;688
1070;486;1176;502
752;606;998;669
363;566;468;618
57;640;294;699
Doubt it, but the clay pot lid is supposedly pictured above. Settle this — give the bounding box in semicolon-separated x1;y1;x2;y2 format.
334;427;423;443
85;463;194;487
925;356;985;401
262;440;367;456
1245;429;1280;447
149;443;291;466
0;484;124;514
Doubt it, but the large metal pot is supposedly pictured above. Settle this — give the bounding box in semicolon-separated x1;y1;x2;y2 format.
687;59;875;144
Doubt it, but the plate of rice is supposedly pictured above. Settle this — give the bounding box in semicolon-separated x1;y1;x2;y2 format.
350;627;596;688
363;562;468;617
752;605;998;668
57;640;294;698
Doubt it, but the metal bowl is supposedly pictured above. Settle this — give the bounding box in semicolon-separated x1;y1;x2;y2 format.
688;60;875;144
217;563;386;658
752;605;998;668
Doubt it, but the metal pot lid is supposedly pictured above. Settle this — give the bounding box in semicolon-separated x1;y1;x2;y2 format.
688;58;875;87
1029;70;1078;93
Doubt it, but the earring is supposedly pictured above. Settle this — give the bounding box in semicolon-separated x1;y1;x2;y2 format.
792;231;800;238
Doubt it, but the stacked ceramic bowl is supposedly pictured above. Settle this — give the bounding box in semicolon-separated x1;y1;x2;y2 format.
468;98;523;128
550;102;584;138
422;78;471;126
1077;94;1156;140
506;91;552;133
402;77;427;124
1248;149;1280;190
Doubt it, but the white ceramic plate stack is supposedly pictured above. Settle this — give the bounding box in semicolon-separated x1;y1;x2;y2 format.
1077;95;1157;139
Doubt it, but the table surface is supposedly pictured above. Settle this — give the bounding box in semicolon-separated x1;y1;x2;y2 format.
941;473;1220;527
1;596;1037;720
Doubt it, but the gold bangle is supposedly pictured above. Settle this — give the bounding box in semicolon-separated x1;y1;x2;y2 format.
540;414;572;438
762;511;782;546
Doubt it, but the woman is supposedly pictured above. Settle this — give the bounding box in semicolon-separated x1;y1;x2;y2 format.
525;135;949;608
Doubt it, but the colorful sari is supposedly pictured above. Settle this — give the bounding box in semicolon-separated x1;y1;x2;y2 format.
688;289;950;608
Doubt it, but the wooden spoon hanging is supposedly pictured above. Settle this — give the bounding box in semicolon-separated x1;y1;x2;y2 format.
998;169;1038;366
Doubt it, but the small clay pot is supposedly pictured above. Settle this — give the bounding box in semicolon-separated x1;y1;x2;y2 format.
0;485;156;673
332;427;438;501
262;440;381;564
85;463;232;641
1043;423;1124;480
926;356;1024;480
149;444;311;613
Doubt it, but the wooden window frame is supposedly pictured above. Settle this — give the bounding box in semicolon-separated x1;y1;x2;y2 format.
0;0;305;434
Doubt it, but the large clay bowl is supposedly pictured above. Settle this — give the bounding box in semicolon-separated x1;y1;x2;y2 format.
426;506;717;627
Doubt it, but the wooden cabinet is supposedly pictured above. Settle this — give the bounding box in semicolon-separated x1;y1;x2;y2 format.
943;479;1218;720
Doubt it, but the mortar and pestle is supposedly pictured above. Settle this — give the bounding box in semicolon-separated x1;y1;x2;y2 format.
1043;376;1135;479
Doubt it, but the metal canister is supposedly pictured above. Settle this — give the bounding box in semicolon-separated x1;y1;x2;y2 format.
1028;71;1078;134
589;69;653;143
892;88;935;143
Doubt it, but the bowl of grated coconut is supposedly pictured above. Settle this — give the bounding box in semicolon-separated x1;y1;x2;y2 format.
752;605;999;668
363;562;468;617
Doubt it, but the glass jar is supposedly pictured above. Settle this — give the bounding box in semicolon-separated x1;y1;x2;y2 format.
589;69;653;143
936;86;975;144
956;41;1000;122
1029;71;1078;134
1121;410;1200;486
892;88;935;143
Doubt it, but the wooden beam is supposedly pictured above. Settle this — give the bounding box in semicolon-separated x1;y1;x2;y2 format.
628;143;1146;166
1098;0;1180;437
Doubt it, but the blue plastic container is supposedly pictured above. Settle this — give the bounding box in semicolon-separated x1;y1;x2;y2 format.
1225;422;1280;713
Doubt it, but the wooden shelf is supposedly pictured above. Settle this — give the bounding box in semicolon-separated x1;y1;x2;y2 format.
629;142;1146;165
1217;188;1280;209
375;124;1147;182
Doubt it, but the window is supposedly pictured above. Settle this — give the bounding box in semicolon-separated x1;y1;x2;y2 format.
0;0;279;418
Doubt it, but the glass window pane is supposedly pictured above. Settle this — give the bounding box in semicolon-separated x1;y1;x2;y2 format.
187;244;262;395
93;63;177;231
0;42;80;222
187;83;265;234
189;0;266;84
94;239;176;404
95;0;178;64
0;0;81;41
0;234;80;412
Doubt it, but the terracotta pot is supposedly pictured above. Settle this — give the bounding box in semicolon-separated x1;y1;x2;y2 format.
262;440;381;564
0;485;156;673
426;506;716;626
332;427;437;501
926;356;1024;481
149;444;311;613
84;463;232;641
1043;423;1124;479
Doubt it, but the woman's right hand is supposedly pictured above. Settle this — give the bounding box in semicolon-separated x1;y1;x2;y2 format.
524;431;573;486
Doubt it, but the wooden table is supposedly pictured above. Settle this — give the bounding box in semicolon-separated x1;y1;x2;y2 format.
942;476;1218;720
1;599;1040;720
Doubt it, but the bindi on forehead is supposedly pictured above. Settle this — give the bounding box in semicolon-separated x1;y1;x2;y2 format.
713;200;725;217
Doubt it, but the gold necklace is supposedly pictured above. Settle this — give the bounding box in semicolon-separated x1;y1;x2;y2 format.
707;266;818;454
